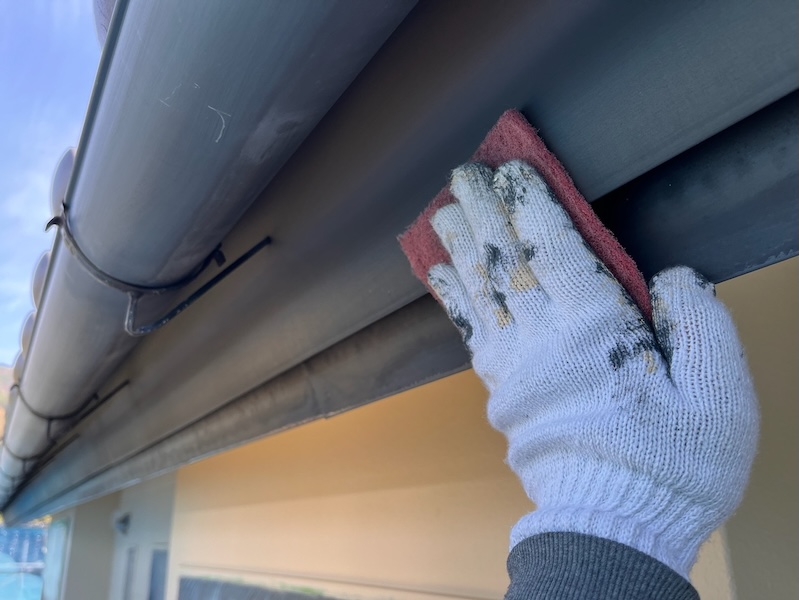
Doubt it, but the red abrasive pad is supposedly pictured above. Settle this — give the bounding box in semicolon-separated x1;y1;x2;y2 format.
398;110;652;321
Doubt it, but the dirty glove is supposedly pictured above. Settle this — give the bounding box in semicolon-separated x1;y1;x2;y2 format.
427;161;758;578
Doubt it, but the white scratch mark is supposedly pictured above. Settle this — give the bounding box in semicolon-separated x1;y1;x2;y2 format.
193;83;200;89
207;105;231;143
159;83;182;108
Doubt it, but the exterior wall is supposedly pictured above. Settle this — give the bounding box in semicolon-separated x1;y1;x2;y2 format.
165;374;732;600
51;492;119;600
164;256;798;600
108;473;175;600
719;257;799;599
166;370;528;600
692;529;735;600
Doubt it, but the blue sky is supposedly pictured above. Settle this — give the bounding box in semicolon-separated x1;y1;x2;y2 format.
0;0;100;365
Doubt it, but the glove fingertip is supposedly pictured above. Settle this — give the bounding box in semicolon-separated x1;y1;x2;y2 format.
430;203;468;254
649;266;716;298
427;263;479;346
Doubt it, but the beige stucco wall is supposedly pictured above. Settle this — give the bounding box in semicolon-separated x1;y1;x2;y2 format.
165;371;733;599
717;257;798;600
167;369;527;600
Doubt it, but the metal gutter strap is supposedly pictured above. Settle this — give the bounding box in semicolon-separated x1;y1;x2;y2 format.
124;235;273;336
47;208;272;336
5;91;797;525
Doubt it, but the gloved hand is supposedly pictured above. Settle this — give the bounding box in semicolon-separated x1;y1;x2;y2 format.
427;161;758;578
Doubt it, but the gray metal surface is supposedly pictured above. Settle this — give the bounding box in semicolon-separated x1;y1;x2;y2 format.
5;296;468;521
0;0;415;496
7;93;797;523
4;0;798;520
593;92;799;282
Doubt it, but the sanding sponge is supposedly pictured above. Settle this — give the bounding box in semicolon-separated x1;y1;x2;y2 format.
399;110;652;321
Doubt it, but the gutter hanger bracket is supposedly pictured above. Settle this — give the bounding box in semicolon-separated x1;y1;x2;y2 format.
46;210;272;337
4;380;130;468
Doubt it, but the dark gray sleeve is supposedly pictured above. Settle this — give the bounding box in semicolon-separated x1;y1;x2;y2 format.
506;533;700;600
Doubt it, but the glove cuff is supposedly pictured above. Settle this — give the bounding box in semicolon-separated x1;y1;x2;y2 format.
510;499;711;579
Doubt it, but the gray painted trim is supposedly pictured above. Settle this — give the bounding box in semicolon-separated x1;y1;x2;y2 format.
3;296;468;521
593;91;799;283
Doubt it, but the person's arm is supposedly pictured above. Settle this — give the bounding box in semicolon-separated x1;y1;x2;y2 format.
426;161;758;599
506;533;698;599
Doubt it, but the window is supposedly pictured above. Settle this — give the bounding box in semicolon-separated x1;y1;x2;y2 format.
148;549;168;600
122;547;137;600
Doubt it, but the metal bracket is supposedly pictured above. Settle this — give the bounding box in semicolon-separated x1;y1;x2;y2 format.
1;381;131;484
46;209;272;337
124;234;272;336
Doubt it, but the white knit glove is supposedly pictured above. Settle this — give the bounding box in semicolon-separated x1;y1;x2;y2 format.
428;161;758;579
